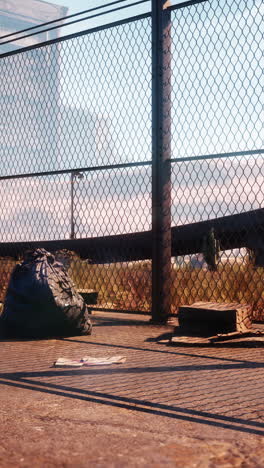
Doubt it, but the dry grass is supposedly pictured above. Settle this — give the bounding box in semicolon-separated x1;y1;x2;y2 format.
70;258;264;319
69;260;152;311
0;255;263;320
0;258;16;302
70;255;264;320
171;261;264;320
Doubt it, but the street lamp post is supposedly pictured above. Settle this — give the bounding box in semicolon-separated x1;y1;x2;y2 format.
70;171;84;240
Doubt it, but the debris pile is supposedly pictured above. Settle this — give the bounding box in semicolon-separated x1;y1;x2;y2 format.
170;302;264;346
0;248;92;338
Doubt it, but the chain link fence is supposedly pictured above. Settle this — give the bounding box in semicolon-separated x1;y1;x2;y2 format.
170;0;264;320
0;0;263;320
0;12;152;312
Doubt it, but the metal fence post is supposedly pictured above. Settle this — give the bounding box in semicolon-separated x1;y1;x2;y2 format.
151;0;172;323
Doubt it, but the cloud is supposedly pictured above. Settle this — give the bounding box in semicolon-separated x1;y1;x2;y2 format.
0;155;263;242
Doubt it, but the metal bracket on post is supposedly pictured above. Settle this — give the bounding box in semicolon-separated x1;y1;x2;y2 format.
151;0;172;323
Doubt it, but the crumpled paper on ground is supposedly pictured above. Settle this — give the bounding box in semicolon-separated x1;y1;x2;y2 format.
54;355;126;367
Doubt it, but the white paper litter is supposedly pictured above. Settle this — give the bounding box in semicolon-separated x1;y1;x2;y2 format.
54;355;126;367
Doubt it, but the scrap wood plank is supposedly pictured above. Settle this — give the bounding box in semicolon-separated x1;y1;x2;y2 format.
210;330;264;342
170;334;264;347
170;336;211;346
213;336;264;347
170;327;264;347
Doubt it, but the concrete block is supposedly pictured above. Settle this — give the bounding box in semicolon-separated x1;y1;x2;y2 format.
178;301;252;336
78;289;98;305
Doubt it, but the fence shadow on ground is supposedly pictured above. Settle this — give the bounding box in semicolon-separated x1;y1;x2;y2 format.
0;361;264;436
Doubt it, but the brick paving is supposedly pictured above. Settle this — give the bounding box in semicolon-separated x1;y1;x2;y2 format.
0;311;263;466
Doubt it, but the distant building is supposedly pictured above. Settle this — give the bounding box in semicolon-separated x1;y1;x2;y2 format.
0;0;68;174
0;0;68;53
0;1;110;174
57;106;98;170
0;1;114;242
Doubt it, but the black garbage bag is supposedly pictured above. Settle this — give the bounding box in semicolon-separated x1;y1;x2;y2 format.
0;248;92;338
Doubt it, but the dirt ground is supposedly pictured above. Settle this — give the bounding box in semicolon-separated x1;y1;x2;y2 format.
0;312;263;467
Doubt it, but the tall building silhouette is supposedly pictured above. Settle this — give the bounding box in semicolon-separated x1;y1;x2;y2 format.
0;0;67;53
0;0;68;174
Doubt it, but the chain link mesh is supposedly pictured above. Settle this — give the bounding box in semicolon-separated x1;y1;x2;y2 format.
0;18;151;174
0;1;263;318
171;0;262;158
0;16;152;312
69;165;152;312
171;0;264;319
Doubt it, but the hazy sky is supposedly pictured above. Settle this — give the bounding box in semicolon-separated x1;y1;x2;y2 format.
52;0;150;34
0;0;263;242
